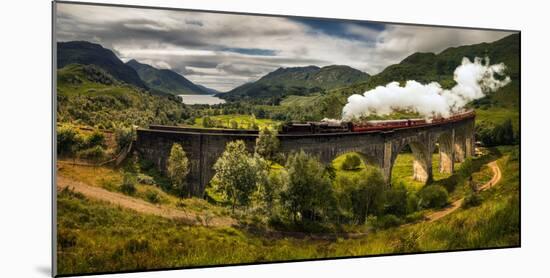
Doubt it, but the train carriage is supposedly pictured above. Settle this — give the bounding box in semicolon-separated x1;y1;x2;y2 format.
281;110;475;134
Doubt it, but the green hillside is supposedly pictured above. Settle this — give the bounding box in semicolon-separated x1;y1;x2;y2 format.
57;41;147;89
126;59;212;96
220;65;370;103
261;33;520;126
56;64;191;129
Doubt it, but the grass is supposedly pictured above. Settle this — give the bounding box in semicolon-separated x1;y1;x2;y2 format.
57;146;519;275
191;114;280;130
280;94;324;107
57;162;228;216
391;153;454;191
331;152;371;180
476;107;520;132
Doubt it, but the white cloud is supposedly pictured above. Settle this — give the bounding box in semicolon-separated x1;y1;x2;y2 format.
56;3;515;92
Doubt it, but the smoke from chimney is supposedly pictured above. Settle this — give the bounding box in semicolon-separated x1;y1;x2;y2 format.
341;57;511;120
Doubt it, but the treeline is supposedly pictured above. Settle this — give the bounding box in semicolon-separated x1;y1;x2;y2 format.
57;124;133;162
57;92;195;129
161;128;453;232
476;119;519;146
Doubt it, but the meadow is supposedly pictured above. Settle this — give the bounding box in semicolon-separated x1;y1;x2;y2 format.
57;146;519;276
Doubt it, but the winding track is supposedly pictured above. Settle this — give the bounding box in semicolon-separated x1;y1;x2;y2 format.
56;176;236;227
56;160;501;232
425;161;502;222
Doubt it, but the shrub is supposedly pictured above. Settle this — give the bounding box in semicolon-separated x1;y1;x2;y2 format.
120;173;137;195
57;125;84;156
405;211;425;223
395;230;421;252
77;145;106;161
85;130;105;148
124;238;149;254
230;120;238;129
462;190;483;208
58;229;77;250
59;186;85;200
282;150;334;223
335;168;386;224
115;127;134;152
371;214;403;230
145;189;160;204
341;154;362;170
167;143;190;197
384;185;408;216
254;127;280;161
406;191;421;214
202;116;212;128
137;174;155;185
212;140;268;213
476;119;517;146
418;185;449;209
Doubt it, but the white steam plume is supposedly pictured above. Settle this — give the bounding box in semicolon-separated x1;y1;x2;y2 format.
342;57;511;120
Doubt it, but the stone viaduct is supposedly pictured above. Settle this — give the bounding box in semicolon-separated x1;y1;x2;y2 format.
135;116;475;196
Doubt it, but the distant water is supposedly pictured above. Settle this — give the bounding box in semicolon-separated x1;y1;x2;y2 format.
178;94;226;105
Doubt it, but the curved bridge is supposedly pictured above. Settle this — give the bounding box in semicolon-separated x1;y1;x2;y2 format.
136;116;475;196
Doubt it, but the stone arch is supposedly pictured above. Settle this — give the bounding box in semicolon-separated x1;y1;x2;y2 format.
324;144;386;170
434;130;455;174
387;139;434;186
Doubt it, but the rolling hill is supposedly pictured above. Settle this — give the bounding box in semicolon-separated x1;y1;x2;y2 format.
57;41;147;89
126;59;214;95
261;33;520;123
220;65;370;103
56;63;190;128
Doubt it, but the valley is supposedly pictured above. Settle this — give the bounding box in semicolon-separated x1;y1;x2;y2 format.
55;32;520;276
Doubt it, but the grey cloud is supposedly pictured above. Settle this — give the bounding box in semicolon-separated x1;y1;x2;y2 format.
56;3;514;91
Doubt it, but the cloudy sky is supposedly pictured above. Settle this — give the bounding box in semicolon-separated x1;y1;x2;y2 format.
56;3;514;92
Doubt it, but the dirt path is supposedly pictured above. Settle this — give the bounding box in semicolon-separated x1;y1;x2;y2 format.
425;161;502;223
56;176;236;227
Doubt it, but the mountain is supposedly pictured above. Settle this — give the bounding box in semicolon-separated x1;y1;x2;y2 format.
126;59;214;95
271;33;520;122
365;33;520;90
220;65;370;103
56;63;189;128
195;84;220;95
57;41;147;89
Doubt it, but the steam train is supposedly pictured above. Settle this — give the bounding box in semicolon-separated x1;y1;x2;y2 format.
281;110;475;134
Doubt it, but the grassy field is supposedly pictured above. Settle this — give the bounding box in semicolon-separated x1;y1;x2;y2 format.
280;94;324;107
57;146;519;276
57;163;228;216
475;107;520;131
391;153;454;191
332;151;454;191
191;114;280;130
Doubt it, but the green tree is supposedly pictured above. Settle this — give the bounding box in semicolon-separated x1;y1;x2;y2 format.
114;127;134;152
351;168;386;224
281;150;334;223
335;168;386;224
342;154;362;170
166;143;190;198
202;116;212;128
85;129;106;148
212;140;266;213
254;127;280;161
120;173;137;196
230;120;238;129
320;93;345;119
57;125;83;156
418;184;448;209
253;159;283;216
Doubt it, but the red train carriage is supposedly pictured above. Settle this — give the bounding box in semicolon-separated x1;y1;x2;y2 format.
281;110;475;134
